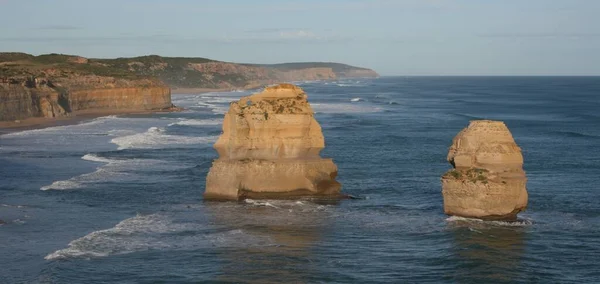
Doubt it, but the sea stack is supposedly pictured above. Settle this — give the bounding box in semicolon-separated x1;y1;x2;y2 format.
204;83;342;201
441;120;528;221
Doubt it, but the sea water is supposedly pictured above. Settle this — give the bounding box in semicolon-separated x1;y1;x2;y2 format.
1;77;599;283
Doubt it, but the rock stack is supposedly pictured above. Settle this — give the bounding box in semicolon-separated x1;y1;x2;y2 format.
205;84;342;201
441;120;528;220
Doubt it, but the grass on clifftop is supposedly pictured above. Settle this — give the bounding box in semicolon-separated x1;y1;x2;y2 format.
1;52;377;88
0;53;149;80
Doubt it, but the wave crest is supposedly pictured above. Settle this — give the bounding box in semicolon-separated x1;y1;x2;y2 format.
446;216;533;227
45;213;270;260
110;127;217;150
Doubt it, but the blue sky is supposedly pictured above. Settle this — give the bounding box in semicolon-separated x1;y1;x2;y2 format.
1;0;599;75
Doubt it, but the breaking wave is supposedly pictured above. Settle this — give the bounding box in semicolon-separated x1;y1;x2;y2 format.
2;115;124;138
41;180;83;191
243;199;331;212
81;153;113;163
40;154;193;191
446;216;533;227
168;118;223;127
110;127;217;150
45;213;272;260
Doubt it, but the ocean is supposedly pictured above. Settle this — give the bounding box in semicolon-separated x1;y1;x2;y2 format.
1;77;599;283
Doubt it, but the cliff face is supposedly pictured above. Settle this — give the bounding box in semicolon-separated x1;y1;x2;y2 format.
441;120;528;221
68;87;171;112
0;83;68;121
205;84;341;200
0;78;171;121
0;54;172;121
1;53;378;122
265;62;379;80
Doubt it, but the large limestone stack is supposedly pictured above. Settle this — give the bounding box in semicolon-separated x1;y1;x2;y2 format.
441;120;528;220
205;84;341;200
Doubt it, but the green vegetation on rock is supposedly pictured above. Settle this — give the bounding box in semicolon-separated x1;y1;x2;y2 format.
443;168;489;184
1;53;378;90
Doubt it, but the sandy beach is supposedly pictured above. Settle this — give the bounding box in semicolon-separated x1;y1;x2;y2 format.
0;108;183;135
0;89;234;135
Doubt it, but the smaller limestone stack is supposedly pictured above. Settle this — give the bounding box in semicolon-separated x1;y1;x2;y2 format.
441;120;528;220
205;84;341;201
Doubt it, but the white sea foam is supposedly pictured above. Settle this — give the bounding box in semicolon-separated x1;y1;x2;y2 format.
244;199;281;209
200;96;238;104
446;216;533;227
40;154;192;191
40;180;83;191
243;199;329;212
311;103;382;114
110;127;217;150
167;118;223;127
81;153;113;163
335;80;364;87
0;204;26;208
45;214;177;260
45;213;271;260
2;115;127;138
191;101;229;114
40;168;131;191
350;98;362;102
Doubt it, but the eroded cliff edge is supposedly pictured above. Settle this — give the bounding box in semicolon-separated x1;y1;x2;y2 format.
1;53;378;123
441;120;528;221
1;53;172;122
99;57;378;90
205;84;341;201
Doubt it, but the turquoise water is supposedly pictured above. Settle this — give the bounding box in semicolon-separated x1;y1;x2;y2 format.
1;77;599;283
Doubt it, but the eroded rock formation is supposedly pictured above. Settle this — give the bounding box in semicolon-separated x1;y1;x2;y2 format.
1;53;378;122
441;120;528;220
205;84;341;200
0;75;172;121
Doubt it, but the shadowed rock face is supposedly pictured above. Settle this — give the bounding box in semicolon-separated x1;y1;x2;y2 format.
205;84;341;201
441;120;528;221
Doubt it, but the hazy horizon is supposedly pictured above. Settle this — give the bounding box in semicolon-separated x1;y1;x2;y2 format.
1;0;599;76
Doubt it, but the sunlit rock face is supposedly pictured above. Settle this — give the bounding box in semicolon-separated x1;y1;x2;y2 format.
441;120;528;221
205;84;341;201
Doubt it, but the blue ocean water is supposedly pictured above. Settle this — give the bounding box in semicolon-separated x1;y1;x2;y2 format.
0;77;599;283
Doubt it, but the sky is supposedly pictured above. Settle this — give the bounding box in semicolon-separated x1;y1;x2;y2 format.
1;0;599;75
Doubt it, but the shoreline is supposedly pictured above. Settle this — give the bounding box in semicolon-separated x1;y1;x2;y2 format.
0;108;183;135
171;87;243;94
170;84;265;95
0;86;249;135
0;80;331;134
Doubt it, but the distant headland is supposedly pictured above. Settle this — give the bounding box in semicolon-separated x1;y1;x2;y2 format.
0;52;378;128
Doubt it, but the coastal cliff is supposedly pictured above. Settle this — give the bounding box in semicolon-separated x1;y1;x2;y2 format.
441;120;528;221
0;53;173;122
1;52;378;123
205;84;342;200
94;56;378;90
0;77;171;121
